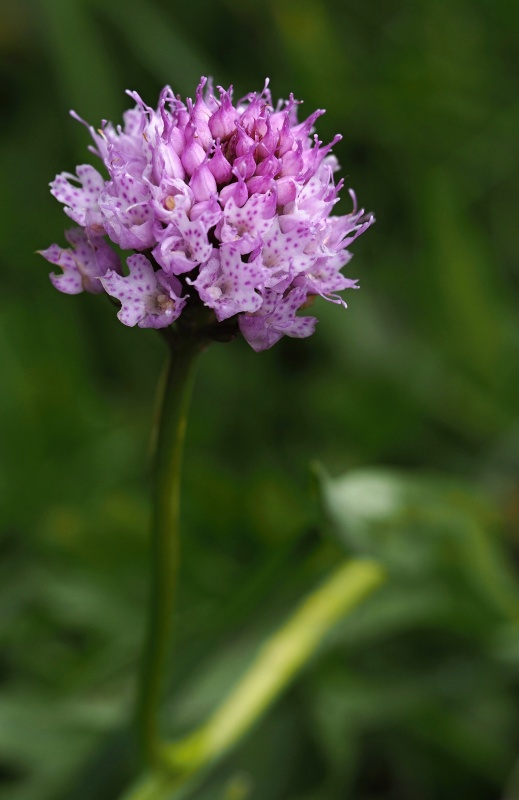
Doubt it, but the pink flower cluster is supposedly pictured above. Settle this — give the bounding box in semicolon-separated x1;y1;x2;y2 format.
40;79;373;351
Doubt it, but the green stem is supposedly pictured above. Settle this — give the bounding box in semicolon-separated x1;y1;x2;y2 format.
124;558;385;799
164;558;385;771
136;338;202;768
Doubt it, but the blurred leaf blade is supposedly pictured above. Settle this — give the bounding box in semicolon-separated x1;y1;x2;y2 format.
316;465;519;619
37;0;123;122
88;0;219;94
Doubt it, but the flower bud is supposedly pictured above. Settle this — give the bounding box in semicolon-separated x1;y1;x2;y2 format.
181;135;206;176
233;150;256;180
190;161;217;202
208;88;236;140
219;174;248;207
208;142;233;184
246;174;274;194
255;119;277;159
280;142;304;178
276;177;297;205
277;115;294;156
234;125;255;158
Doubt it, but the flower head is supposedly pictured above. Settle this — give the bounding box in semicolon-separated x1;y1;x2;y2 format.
40;78;373;351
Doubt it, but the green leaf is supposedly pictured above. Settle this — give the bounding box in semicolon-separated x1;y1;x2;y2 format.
315;465;519;619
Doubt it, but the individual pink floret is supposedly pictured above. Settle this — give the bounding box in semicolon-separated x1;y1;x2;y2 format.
101;254;186;329
39;227;120;294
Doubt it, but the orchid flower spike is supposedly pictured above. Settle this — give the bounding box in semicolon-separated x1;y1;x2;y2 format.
40;78;374;351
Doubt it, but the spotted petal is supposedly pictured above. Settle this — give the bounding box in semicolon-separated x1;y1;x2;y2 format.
252;217;315;291
39;228;120;294
239;287;317;352
101;254;186;328
50;165;105;231
218;190;277;254
190;244;269;321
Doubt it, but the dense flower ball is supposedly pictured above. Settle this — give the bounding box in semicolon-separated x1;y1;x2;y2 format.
40;78;373;351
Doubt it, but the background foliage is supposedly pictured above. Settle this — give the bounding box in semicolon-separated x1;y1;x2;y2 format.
1;0;519;798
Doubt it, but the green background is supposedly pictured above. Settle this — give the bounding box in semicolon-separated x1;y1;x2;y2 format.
1;0;519;798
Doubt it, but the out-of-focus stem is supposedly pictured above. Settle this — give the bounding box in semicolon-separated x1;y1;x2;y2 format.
124;558;385;799
164;558;385;771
